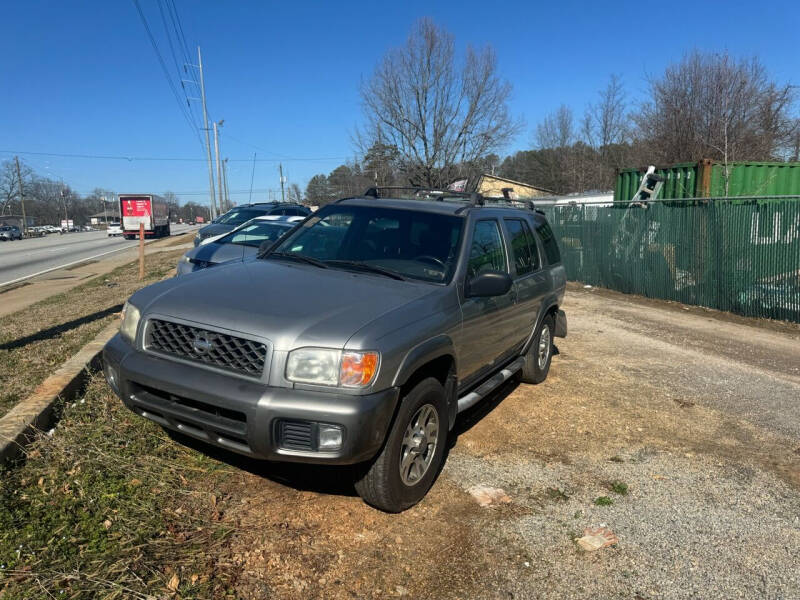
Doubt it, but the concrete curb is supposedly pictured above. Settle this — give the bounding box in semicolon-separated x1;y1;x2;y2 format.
0;320;120;466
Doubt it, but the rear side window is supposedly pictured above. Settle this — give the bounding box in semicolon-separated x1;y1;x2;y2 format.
504;219;540;276
467;220;507;278
535;221;561;264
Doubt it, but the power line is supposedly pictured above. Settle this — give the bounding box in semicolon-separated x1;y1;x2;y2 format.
131;0;203;146
167;0;193;71
1;149;350;162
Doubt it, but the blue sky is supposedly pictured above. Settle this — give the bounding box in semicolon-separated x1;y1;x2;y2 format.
1;0;797;206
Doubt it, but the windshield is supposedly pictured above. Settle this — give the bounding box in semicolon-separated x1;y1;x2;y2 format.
267;205;464;283
220;221;293;248
214;208;266;226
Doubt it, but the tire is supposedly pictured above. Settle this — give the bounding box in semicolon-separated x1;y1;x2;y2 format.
520;314;555;384
355;377;448;512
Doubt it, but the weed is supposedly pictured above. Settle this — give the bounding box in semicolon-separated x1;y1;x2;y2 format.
545;487;570;502
594;496;614;506
609;480;629;495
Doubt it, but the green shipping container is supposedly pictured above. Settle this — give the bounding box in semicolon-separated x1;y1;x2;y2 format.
615;160;800;201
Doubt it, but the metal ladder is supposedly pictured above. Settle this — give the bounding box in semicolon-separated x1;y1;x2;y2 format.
629;166;664;207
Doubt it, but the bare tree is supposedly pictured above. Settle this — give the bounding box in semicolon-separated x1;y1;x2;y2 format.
590;74;628;148
287;183;303;204
634;51;797;168
359;18;521;187
535;105;574;149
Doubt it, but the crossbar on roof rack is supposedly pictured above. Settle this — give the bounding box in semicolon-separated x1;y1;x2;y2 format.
361;186;480;204
351;186;542;212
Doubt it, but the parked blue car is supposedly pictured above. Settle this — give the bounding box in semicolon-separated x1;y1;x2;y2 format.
177;215;304;275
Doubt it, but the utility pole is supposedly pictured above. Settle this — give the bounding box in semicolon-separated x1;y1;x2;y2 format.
60;182;69;229
214;120;224;213
279;163;286;203
249;152;257;204
101;196;108;226
14;156;27;236
222;158;230;208
197;47;217;220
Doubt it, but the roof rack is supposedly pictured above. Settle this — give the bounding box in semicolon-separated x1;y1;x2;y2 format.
362;186;484;206
356;186;540;213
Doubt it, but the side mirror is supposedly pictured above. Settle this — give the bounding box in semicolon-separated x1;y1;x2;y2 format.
466;270;512;297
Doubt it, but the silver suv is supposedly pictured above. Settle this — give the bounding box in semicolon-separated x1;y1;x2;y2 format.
103;189;567;512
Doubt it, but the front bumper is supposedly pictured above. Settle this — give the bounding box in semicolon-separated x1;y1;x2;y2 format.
103;333;399;464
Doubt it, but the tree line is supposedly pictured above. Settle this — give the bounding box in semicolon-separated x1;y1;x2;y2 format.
304;21;798;204
0;160;210;227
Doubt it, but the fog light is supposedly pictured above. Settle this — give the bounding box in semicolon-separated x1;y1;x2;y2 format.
104;362;118;393
317;424;343;451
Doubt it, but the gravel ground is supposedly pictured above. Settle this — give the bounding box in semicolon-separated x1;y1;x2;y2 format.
159;287;800;599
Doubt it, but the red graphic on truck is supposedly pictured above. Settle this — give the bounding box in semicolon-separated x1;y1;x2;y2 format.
118;194;170;238
121;198;152;218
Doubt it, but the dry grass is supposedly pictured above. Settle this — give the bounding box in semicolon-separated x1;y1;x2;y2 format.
0;375;238;599
0;249;184;418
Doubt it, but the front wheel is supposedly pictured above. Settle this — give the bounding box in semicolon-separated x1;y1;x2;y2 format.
520;314;554;384
355;377;448;512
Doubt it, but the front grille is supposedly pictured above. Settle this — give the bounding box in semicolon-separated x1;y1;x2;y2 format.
146;319;267;377
277;420;314;451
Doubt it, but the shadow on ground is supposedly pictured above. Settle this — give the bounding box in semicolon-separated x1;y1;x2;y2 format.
163;365;530;501
0;304;123;351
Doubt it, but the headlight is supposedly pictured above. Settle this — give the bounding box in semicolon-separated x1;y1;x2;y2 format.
180;255;191;263
286;348;379;387
119;301;141;344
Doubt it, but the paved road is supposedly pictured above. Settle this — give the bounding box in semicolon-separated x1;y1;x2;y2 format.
0;224;198;286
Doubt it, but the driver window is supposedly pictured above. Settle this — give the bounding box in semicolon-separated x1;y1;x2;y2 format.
467;220;507;278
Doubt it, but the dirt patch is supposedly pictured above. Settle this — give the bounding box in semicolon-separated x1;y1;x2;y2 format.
64;259;99;271
0;281;30;295
568;281;800;336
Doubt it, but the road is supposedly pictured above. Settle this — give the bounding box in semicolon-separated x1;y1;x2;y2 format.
0;224;198;286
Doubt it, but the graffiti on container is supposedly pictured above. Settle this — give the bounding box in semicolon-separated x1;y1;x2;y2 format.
750;213;800;245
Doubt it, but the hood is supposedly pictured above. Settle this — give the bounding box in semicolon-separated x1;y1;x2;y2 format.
130;258;436;351
185;241;246;265
197;223;234;239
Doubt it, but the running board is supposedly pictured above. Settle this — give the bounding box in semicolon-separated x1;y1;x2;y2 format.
456;357;525;413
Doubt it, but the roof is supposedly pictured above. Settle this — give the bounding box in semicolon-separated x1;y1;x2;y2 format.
474;173;555;196
249;215;305;223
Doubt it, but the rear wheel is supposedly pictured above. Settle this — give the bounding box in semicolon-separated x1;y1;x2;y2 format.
520;314;554;384
355;377;447;512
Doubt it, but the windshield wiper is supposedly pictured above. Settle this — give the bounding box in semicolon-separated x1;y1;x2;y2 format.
265;251;328;269
325;260;406;280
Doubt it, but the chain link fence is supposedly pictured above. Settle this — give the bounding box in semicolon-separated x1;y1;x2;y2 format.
541;197;800;323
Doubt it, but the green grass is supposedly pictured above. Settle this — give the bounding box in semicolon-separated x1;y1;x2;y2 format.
609;480;629;495
593;496;614;507
0;375;238;599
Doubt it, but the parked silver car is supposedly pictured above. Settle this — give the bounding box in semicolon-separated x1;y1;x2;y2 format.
177;215;304;275
103;190;567;512
193;202;311;246
0;225;22;241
